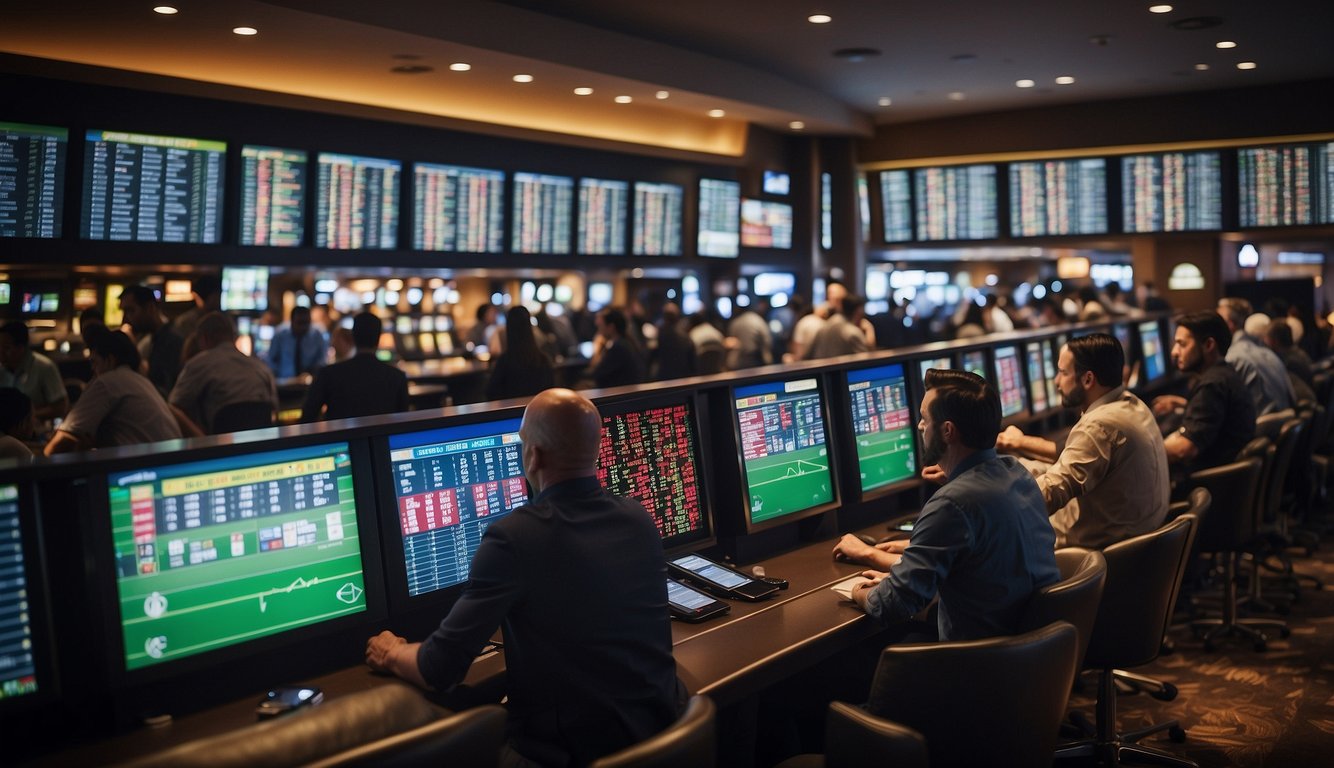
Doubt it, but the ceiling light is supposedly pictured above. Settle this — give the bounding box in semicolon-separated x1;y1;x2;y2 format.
1055;75;1076;85
614;95;632;104
573;87;594;96
878;96;892;107
1149;4;1173;13
808;14;832;24
152;6;178;14
449;62;471;71
1194;63;1210;70
1215;40;1237;49
708;109;726;118
232;26;258;36
512;74;533;83
789;121;805;130
947;92;966;101
1015;79;1035;88
655;90;670;100
1237;61;1257;70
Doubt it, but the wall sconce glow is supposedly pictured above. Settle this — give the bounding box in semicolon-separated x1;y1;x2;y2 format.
1055;75;1076;85
573;87;594;96
807;14;832;24
153;6;178;14
947;92;966;101
449;62;471;71
1215;40;1237;49
878;96;892;106
1148;5;1173;13
1194;63;1210;70
1168;263;1205;291
1015;79;1035;88
614;95;632;104
1237;243;1260;268
1237;61;1257;70
512;74;534;83
708;109;726;118
232;26;258;36
789;121;805;130
655;90;670;99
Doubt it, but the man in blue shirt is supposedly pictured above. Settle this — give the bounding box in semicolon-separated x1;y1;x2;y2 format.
1217;297;1294;416
833;368;1059;641
265;305;328;380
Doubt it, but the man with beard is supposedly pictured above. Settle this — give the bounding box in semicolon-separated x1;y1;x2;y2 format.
831;369;1058;641
995;334;1169;548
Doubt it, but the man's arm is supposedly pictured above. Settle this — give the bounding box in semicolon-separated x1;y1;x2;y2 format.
300;370;328;423
1034;422;1113;513
995;424;1058;462
33;397;69;422
832;534;902;571
859;501;968;625
44;429;87;456
366;633;432;689
1163;428;1199;464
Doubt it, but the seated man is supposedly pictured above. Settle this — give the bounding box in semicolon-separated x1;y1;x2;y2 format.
119;284;185;396
366;388;685;766
0;320;69;420
589;307;646;388
832;369;1059;641
301;313;408;421
996;333;1169;549
1217;297;1294;416
169;312;278;433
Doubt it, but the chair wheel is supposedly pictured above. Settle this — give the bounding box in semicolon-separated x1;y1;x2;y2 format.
1169;725;1187;743
1151;682;1178;702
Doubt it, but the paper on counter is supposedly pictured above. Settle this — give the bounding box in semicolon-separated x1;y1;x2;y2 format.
830;575;872;601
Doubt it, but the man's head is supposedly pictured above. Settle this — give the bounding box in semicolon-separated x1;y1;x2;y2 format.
919;368;1000;470
79;307;106;344
839;294;866;322
194;312;237;351
825;281;848;313
0;388;35;439
475;303;496;326
598;307;628;339
1265;318;1295;352
88;330;141;375
1174;311;1231;374
1059;333;1124;410
290;305;312;338
193;274;222;310
118;285;162;335
351;312;382;350
1217;297;1252;334
518;388;603;492
0;321;31;372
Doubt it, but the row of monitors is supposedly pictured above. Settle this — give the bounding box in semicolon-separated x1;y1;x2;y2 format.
0;122;792;256
872;141;1334;242
0;318;1171;716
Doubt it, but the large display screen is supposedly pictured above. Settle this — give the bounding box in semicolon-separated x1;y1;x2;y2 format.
513;172;573;254
1320;142;1334;225
913;164;998;241
698;178;740;258
993;344;1026;418
1008;158;1107;236
413;162;505;253
578;177;628;255
846;364;917;494
0;122;66;239
1120;151;1222;232
597;395;710;551
387;418;527;597
1139;320;1167;383
240;145;306;247
0;484;41;703
740;198;793;249
220;266;269;312
315;152;400;249
107;443;369;671
733;377;834;526
633;181;683;256
82;129;224;243
1239;144;1313;227
880;169;913;242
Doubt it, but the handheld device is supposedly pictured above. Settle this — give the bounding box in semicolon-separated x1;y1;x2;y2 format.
668;553;779;602
256;686;323;719
666;578;730;623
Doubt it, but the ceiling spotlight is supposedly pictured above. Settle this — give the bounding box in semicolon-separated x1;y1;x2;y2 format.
1016;79;1035;88
1194;63;1210;70
947;92;966;101
708;109;726;118
878;96;892;107
449;62;471;71
1148;4;1173;13
152;6;178;14
789;121;806;130
1055;75;1076;85
232;26;258;36
512;74;534;83
808;14;832;24
614;95;633;104
655;90;670;99
1215;40;1237;49
1237;61;1257;70
573;87;594;96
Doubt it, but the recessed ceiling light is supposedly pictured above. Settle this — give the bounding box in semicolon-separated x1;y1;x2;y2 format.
655;90;670;100
1055;75;1076;85
1194;63;1210;71
789;121;806;130
1016;79;1035;88
232;26;258;36
808;14;832;24
1216;40;1237;49
1237;61;1257;70
153;6;178;14
512;74;534;83
947;92;966;101
573;87;594;96
1149;4;1173;13
708;109;726;118
449;62;471;71
878;96;892;107
614;95;633;104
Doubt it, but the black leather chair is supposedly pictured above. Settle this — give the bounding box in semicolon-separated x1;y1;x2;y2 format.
1055;514;1199;767
309;704;506;768
589;694;716;768
211;400;277;433
775;701;929;768
1018;548;1107;665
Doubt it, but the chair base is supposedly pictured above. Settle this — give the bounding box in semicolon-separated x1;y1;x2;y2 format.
1055;737;1196;767
1113;669;1178;702
1191;616;1289;652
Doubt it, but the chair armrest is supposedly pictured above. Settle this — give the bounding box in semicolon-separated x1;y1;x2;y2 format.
823;701;927;768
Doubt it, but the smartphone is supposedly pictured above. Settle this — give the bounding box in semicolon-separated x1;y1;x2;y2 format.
668;553;779;602
256;686;323;719
667;578;730;623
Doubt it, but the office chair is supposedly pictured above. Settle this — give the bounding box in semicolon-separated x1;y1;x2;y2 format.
775;702;929;768
590;694;716;768
210;400;276;433
1018;547;1107;665
308;704;506;768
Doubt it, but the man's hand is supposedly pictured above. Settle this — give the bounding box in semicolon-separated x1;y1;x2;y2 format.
921;464;947;485
876;539;909;556
366;630;407;673
995;424;1026;453
850;570;886;611
832;533;877;562
1152;394;1186;417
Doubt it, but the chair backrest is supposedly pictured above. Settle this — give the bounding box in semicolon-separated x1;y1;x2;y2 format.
865;621;1079;768
211;400;276;434
1191;457;1263;553
1261;417;1304;523
1084;514;1198;671
1017;548;1107;667
307;704;506;768
590;694;716;768
1233;438;1272;530
822;700;928;768
1255;409;1294;441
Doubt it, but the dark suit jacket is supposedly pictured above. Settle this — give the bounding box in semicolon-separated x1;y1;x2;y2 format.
300;353;409;421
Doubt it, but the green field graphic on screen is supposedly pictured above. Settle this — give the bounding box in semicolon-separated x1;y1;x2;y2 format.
846;363;918;493
734;378;834;524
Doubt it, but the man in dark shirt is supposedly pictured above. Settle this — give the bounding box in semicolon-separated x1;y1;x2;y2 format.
366;388;684;766
589;307;645;388
300;313;408;421
651;302;696;381
119;284;184;396
833;369;1059;641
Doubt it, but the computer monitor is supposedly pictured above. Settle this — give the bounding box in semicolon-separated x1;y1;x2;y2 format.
376;412;528;607
596;392;713;553
844;363;918;498
960;349;987;378
220;266;269;312
917;357;951;385
992;344;1027;418
1024;342;1053;414
1138;320;1167;384
1111;323;1132;356
0;480;57;712
98;441;383;680
731;376;837;532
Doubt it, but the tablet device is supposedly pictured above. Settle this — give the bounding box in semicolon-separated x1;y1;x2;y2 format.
667;578;731;623
668;553;780;601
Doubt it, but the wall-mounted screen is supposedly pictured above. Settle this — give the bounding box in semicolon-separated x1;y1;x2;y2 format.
732;377;835;530
1120;151;1222;232
1008;158;1107;236
82;129;224;243
578;177;629;255
1025;342;1059;414
740;198;793;249
961;350;987;378
220;266;269;312
0;482;52;709
597;394;712;552
762;170;790;195
315;152;400;249
1238;144;1313;227
0;122;66;239
846;363;918;494
1139;320;1167;383
879;169;912;243
913;164;998;241
512;172;573;254
633;181;683;256
918;357;951;384
106;442;372;672
413;163;505;253
698;178;740;258
1319;142;1334;225
240;145;306;247
993;344;1027;418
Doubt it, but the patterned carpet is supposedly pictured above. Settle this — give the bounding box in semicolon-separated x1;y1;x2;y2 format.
1064;536;1334;767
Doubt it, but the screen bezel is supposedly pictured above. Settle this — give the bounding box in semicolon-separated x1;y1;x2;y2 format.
840;362;921;503
0;476;59;714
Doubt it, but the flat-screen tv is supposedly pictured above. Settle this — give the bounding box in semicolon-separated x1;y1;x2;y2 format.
512;172;573;254
578;177;629;255
961;349;987;378
1138;320;1168;384
633;181;683;256
1238;144;1314;228
731;376;837;532
240;145;306;247
220;266;269;312
762;170;790;195
879;169;912;243
0;122;66;239
1025;341;1059;414
99;441;383;680
993;344;1027;418
597;392;713;553
1320;142;1334;225
917;357;951;385
413;162;505;253
1008;158;1107;237
698;178;740;258
845;363;918;498
315;152;400;249
0;480;57;712
740;198;793;249
913;164;998;241
82;129;225;243
1120;150;1222;232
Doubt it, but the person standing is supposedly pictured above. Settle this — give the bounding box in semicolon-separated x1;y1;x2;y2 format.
119;284;184;396
265;305;328;380
301;313;408;421
589;307;645;388
0;320;68;420
486;306;556;401
805;294;870;359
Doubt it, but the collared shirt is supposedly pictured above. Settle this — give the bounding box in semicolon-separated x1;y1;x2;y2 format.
1181;360;1256;474
864;448;1060;641
58;366;182;448
169;345;278;431
265;326;328;380
727;311;773;369
0;350;65;407
1032;387;1170;549
806;313;869;360
1227;331;1294;416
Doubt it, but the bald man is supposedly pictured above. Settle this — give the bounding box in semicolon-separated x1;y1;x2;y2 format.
367;389;684;767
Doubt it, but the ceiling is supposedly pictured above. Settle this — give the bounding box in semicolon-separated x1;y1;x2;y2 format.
4;1;1334;156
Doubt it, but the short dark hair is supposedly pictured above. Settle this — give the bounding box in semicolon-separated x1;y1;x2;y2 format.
290;305;312;321
1066;333;1124;388
923;368;1000;450
0;320;29;347
196;312;237;346
840;294;866;317
1176;311;1232;356
193;274;221;299
475;303;494;322
79;306;105;329
88;330;141;371
1265;318;1294;349
0;388;32;433
1217;297;1251;329
352;312;382;349
601;307;628;336
120;284;159;307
